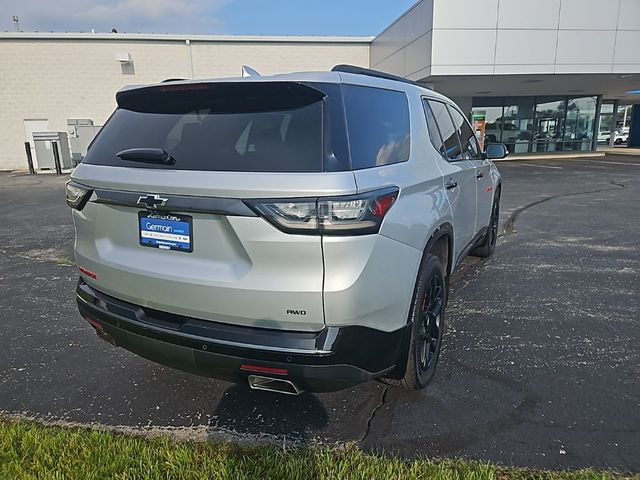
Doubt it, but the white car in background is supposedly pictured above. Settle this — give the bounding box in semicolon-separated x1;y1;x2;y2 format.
598;129;628;145
484;122;527;143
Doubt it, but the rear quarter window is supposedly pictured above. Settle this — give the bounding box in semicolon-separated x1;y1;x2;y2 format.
342;85;410;169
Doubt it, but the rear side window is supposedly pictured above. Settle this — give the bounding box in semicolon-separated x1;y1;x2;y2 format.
84;82;332;173
427;100;462;161
423;99;446;156
342;85;410;169
448;106;481;159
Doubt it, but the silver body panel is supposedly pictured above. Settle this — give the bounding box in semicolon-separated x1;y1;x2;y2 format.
71;71;501;334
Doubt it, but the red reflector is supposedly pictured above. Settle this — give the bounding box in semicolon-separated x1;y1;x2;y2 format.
79;266;98;280
84;315;103;330
372;192;398;217
240;365;288;376
484;186;494;193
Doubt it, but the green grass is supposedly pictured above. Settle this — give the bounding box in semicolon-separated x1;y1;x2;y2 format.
0;418;635;480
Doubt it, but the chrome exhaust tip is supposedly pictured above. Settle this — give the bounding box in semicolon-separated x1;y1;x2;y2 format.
247;375;302;396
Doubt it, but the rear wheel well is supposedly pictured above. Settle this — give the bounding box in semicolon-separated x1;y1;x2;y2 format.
430;233;451;277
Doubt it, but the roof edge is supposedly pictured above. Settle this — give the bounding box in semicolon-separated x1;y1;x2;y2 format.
0;32;374;43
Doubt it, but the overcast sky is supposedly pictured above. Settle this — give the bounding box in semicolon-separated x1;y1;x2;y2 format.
0;0;416;35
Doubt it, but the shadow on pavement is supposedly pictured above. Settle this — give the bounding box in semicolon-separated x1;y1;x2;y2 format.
210;384;329;443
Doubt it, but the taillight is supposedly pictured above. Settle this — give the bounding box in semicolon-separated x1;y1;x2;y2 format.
246;187;398;236
65;181;93;210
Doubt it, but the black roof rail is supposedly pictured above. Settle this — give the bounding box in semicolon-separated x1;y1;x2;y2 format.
331;64;430;89
161;78;187;83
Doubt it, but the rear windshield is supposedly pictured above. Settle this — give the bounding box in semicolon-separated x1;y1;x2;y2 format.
83;81;410;172
84;82;329;173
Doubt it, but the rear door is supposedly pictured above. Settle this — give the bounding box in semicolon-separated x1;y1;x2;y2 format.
72;81;356;332
423;99;477;261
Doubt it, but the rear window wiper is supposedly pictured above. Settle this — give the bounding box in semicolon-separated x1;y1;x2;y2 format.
116;148;176;165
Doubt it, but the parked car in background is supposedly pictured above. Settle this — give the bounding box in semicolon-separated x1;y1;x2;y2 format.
598;128;629;145
484;122;528;143
67;65;505;395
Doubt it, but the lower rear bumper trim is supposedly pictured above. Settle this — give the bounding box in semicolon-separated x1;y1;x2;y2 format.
76;279;410;392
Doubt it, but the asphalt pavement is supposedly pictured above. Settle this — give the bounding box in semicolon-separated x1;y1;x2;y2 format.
0;155;638;472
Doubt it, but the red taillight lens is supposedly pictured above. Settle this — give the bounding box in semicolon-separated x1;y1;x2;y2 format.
78;266;99;280
246;187;399;236
83;314;103;330
371;191;398;217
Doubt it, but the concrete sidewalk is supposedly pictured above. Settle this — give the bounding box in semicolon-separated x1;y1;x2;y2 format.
599;147;640;156
496;146;640;162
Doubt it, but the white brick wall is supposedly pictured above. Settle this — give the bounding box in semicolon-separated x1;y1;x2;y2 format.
0;34;370;171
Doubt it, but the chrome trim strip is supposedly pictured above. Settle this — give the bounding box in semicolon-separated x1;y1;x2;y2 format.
91;187;257;217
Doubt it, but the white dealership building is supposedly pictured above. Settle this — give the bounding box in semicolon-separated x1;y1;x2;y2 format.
1;0;639;170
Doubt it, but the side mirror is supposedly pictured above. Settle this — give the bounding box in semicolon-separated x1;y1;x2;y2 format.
484;143;509;160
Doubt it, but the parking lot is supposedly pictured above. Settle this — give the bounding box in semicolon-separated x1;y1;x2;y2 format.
1;155;638;472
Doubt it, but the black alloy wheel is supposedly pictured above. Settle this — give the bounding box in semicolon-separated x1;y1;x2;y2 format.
417;272;444;376
382;253;446;390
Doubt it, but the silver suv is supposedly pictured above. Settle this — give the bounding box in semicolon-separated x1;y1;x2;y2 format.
67;65;505;395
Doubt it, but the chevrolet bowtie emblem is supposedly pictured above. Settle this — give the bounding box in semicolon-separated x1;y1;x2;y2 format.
137;194;168;209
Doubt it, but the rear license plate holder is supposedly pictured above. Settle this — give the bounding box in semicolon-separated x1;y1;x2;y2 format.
138;211;193;252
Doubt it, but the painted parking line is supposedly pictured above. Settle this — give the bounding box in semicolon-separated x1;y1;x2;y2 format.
584;160;640;166
505;163;563;169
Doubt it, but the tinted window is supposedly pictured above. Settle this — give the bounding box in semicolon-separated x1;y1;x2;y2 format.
427;100;462;160
423;99;445;156
448;106;481;159
342;85;410;169
84;82;329;172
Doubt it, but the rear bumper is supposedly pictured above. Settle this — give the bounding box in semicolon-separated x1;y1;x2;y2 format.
76;279;409;392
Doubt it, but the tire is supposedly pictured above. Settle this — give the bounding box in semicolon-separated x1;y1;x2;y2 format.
382;253;446;390
470;192;500;258
614;138;623;145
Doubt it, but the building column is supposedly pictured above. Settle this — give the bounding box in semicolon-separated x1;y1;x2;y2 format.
609;100;620;149
628;105;640;148
592;96;603;151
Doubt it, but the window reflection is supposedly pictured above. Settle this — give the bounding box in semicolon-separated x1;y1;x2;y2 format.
471;95;599;154
533;97;565;152
502;98;534;153
564;96;597;151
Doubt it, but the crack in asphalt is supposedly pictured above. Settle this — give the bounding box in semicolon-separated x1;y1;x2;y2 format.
502;183;625;237
359;387;388;442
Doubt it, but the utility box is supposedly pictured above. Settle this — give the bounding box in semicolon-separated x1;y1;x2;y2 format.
67;119;101;165
33;131;72;170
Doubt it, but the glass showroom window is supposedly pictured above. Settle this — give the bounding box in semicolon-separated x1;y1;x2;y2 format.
533;97;566;152
598;103;614;144
470;98;503;150
564;96;597;151
472;95;600;154
502;98;535;154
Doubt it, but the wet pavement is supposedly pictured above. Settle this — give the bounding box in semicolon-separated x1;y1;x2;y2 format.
1;155;638;472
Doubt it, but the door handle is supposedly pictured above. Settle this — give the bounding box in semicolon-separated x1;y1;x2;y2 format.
445;180;458;190
476;172;484;179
